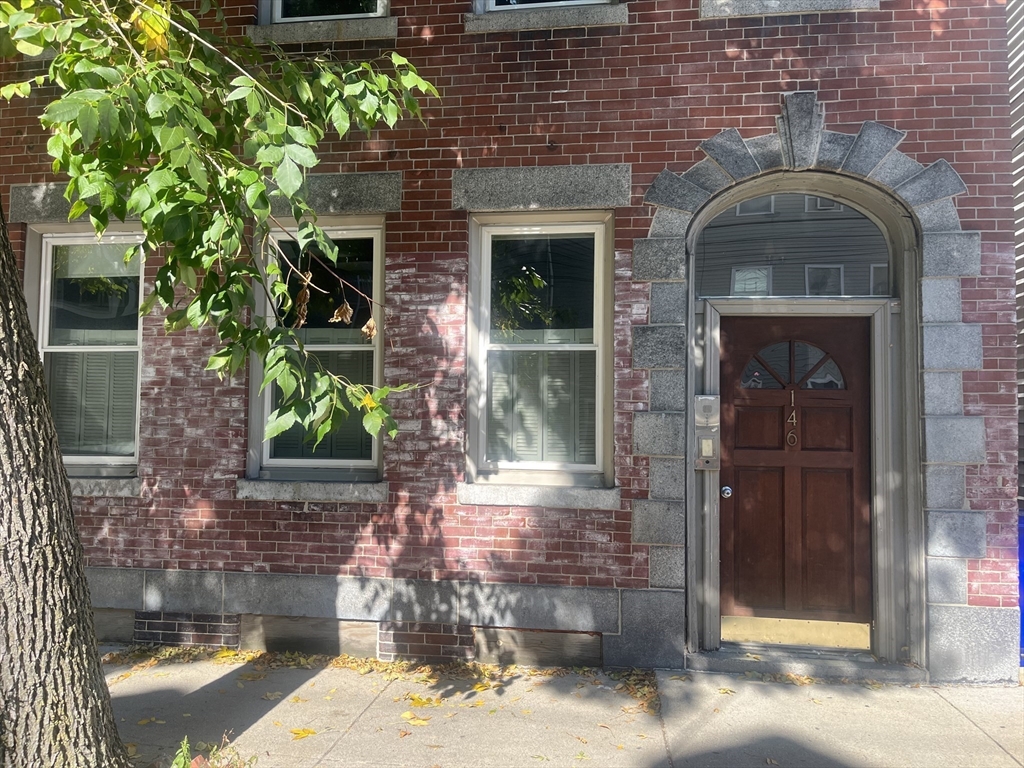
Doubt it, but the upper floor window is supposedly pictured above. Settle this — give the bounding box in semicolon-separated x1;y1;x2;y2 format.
693;192;891;299
38;234;143;466
257;222;383;478
489;0;608;8
469;213;612;483
269;0;386;22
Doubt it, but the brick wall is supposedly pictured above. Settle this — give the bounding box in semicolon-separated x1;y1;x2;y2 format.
0;0;1016;606
134;612;241;648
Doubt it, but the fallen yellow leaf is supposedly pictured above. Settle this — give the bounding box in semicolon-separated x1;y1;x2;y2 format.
272;721;283;727
719;688;735;695
238;672;266;681
398;729;412;738
288;696;308;704
290;728;317;740
125;744;137;757
262;691;283;701
136;718;153;726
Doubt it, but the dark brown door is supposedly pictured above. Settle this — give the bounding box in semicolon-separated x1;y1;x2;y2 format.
720;316;872;623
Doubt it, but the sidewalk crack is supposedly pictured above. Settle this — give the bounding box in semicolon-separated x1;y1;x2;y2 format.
933;688;1023;767
314;678;394;766
657;679;676;768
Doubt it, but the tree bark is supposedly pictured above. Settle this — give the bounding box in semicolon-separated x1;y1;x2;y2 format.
0;202;129;765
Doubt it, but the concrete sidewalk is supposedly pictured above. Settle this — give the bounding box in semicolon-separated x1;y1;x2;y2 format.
103;648;1023;768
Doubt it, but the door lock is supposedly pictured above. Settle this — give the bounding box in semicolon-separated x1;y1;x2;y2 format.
721;486;733;499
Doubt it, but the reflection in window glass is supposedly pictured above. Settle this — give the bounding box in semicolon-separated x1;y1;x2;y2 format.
806;265;843;296
740;358;782;389
694;193;889;298
870;263;889;296
489;235;594;344
802;358;845;390
731;267;771;297
278;0;379;19
793;342;825;383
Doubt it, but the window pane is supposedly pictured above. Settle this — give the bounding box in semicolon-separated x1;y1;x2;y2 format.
490;235;594;344
270;350;374;461
277;238;374;345
48;243;140;346
732;267;770;296
793;343;825;383
280;0;378;18
45;351;137;456
694;193;889;298
494;0;594;5
806;266;842;296
801;358;845;390
486;350;596;464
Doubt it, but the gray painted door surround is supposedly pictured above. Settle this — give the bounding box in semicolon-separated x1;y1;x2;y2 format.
633;91;1019;682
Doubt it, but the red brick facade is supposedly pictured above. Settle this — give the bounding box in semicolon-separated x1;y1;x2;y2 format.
0;0;1018;672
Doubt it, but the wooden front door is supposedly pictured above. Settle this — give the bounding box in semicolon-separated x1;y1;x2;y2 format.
720;316;872;624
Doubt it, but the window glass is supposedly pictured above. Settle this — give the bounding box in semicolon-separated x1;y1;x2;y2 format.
492;0;603;6
489;234;594;344
278;0;379;20
266;234;378;466
480;225;602;469
42;239;141;458
740;340;846;391
694;193;889;298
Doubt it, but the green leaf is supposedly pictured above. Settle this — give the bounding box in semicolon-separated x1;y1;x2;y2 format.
274;156;302;198
264;409;298;440
362;410;384;437
13;37;42;56
43;97;83;124
77;103;98;146
283;143;317;169
225;85;252;102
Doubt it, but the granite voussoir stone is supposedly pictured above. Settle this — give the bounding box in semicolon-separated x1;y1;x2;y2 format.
699;128;761;181
869;150;924;190
644;169;710;213
840;121;906;177
680;159;733;195
894;160;968;207
922;232;981;276
647;208;693;237
745;133;784;172
813;131;855;172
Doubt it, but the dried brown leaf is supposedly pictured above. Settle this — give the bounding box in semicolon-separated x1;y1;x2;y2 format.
330;300;354;324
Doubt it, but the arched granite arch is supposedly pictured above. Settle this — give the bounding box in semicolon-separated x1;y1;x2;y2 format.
628;91;1011;683
641;90;968;240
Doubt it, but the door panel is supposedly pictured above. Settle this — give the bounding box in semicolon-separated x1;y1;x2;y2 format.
730;467;786;612
720;316;872;625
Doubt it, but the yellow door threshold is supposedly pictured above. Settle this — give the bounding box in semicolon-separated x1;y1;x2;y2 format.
721;616;871;650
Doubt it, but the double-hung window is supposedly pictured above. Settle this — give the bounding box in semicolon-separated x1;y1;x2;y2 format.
258;222;383;479
488;0;608;8
38;234;143;469
470;213;612;484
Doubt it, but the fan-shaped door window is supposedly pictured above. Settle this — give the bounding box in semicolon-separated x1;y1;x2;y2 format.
740;341;845;390
694;193;891;298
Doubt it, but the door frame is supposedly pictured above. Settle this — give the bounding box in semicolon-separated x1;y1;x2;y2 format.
688;297;920;662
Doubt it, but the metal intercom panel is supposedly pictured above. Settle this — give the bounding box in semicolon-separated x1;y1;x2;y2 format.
694;395;720;470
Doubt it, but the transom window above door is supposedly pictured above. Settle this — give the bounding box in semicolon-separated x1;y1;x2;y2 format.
740;341;846;390
694;193;891;298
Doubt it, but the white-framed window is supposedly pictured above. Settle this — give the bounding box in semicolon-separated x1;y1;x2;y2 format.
37;233;144;467
256;220;384;478
804;195;843;213
805;264;844;296
735;195;774;217
487;0;609;10
468;212;612;484
731;266;772;297
870;263;890;296
269;0;386;22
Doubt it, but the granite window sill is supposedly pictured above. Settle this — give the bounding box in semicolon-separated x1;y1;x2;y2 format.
246;17;398;45
464;3;627;34
236;479;388;504
699;0;878;19
457;482;620;510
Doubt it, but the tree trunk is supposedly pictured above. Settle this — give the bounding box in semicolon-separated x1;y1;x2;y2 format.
0;202;129;765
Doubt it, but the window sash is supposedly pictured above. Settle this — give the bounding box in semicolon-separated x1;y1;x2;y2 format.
487;0;609;11
260;227;383;470
477;221;604;473
39;234;143;464
271;0;387;22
